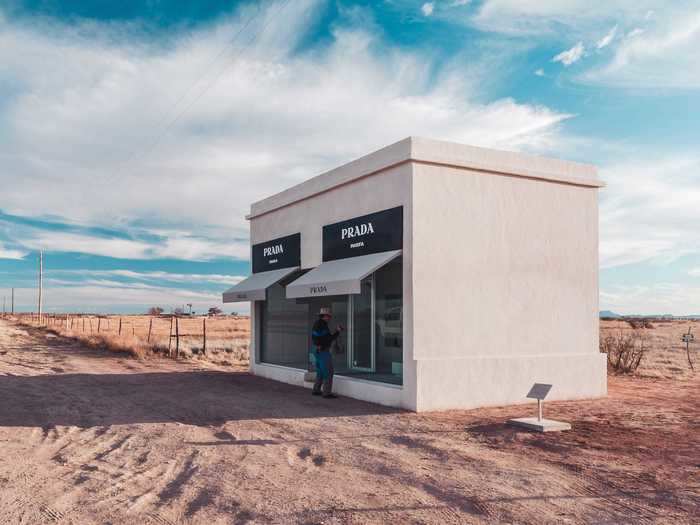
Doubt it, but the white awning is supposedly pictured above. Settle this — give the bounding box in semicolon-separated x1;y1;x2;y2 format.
222;266;299;302
286;250;401;298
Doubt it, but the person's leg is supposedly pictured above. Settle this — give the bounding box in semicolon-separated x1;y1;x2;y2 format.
312;352;323;395
322;353;335;397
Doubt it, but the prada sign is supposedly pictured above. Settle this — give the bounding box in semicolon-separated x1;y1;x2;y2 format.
323;206;403;262
252;233;301;273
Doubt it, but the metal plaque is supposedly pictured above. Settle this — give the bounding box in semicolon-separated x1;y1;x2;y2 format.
526;383;552;400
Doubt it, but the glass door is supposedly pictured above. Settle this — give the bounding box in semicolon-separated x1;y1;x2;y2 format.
304;296;350;374
350;275;374;371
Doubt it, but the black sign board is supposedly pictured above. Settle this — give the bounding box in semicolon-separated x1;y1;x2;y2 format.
323;206;403;262
252;233;301;273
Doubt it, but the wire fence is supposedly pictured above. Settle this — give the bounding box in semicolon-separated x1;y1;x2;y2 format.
3;313;250;361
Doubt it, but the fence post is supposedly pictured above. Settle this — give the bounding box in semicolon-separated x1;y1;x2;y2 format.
82;317;85;332
147;318;153;343
175;316;180;358
203;317;207;355
168;317;173;355
118;317;122;336
97;318;101;333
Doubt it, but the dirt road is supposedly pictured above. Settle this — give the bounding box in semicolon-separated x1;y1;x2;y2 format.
0;319;698;524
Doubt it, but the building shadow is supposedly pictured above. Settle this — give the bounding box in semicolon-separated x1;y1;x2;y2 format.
0;370;402;429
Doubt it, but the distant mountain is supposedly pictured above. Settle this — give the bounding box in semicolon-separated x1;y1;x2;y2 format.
599;310;622;318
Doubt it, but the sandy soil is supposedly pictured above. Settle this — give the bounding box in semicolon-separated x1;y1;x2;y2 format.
0;319;698;524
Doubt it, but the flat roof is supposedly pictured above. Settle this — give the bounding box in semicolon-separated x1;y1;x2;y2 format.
248;136;603;219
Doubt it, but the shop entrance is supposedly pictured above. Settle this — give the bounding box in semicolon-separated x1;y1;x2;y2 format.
305;287;375;375
261;257;402;385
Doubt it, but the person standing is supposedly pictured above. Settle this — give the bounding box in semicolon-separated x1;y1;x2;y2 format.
311;307;343;398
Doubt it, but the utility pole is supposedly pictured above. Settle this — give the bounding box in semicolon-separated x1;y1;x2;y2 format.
38;250;43;319
11;288;14;315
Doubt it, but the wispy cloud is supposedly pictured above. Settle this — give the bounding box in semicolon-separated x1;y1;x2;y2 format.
600;154;700;268
596;25;618;49
471;1;658;36
13;284;231;314
0;0;572;266
600;282;700;316
552;42;585;66
582;9;700;88
51;269;245;285
421;3;434;16
0;243;27;260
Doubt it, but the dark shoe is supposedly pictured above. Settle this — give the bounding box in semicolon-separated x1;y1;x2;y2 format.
312;391;322;396
322;393;338;399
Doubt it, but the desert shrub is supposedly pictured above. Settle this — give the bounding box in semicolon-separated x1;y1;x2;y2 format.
600;330;648;373
626;318;654;329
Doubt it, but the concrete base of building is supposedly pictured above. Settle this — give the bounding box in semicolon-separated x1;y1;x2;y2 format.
251;352;606;413
251;362;408;409
507;417;572;432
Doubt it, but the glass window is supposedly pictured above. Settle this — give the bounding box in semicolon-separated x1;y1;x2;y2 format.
259;279;309;369
257;257;403;386
352;277;373;370
374;257;403;383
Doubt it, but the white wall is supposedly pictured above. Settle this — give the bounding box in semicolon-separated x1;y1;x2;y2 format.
245;142;605;412
249;163;417;410
411;162;606;411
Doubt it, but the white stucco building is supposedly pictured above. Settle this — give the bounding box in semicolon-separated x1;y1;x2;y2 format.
223;137;607;411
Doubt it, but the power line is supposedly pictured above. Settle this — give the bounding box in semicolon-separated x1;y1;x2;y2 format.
109;0;293;182
110;2;267;174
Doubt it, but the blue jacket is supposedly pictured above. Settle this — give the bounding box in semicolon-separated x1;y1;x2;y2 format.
312;318;339;351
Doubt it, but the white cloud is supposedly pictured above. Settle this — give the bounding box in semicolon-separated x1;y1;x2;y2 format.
599;154;700;269
17;229;248;261
596;25;617;49
600;283;700;316
52;269;245;285
689;268;700;277
552;42;585;66
534;68;545;77
9;284;234;314
0;0;572;263
0;243;27;260
421;3;434;16
471;1;658;36
582;9;700;88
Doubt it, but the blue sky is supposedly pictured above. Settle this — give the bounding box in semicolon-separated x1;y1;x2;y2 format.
1;0;699;314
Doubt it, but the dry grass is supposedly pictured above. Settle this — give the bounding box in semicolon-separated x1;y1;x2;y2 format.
600;319;698;379
10;315;698;377
12;314;251;366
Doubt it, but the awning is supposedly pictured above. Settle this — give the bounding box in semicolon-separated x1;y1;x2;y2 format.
286;250;401;298
222;266;299;302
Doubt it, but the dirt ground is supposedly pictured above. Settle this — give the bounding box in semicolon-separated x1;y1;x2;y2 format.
0;319;698;524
